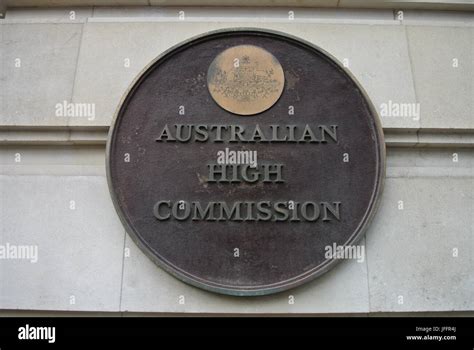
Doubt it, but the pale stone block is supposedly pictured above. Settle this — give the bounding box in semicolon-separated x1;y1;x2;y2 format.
120;234;369;313
406;26;473;129
0;24;82;126
72;21;417;129
0;175;125;311
366;177;473;312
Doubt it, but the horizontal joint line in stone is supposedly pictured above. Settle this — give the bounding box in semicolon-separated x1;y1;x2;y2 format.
0;126;474;148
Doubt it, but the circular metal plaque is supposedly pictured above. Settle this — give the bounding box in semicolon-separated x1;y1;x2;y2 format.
107;29;385;296
207;45;285;115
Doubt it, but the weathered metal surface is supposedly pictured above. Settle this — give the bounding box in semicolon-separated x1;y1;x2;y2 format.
106;29;385;296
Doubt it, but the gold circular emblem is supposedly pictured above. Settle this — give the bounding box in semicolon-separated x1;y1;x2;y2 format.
207;45;285;115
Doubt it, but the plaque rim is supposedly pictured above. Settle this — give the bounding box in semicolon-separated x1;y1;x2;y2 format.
106;28;386;297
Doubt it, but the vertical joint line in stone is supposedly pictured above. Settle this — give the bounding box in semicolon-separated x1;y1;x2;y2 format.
118;230;127;312
68;23;86;127
403;25;421;143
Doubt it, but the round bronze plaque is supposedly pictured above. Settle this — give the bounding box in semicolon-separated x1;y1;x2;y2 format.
107;29;385;296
